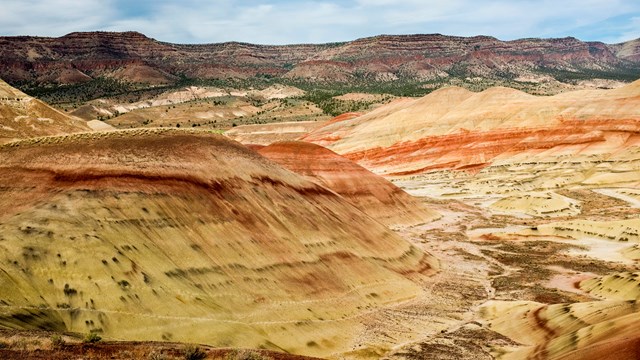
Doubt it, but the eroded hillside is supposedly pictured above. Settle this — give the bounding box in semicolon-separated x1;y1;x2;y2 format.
0;79;89;143
258;141;439;226
0;129;436;357
2;32;639;96
303;79;640;176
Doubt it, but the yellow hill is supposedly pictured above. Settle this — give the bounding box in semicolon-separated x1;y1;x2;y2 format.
481;299;640;360
0;78;89;142
0;129;435;357
303;80;640;175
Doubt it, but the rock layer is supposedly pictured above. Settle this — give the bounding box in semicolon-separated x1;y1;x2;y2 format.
225;121;326;146
0;32;638;87
303;80;640;175
0;129;435;357
0;78;89;142
258;141;439;226
481;300;640;360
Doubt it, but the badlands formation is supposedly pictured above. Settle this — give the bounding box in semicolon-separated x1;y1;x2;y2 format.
237;82;640;358
1;74;640;359
257;141;438;226
0;129;436;358
2;32;639;93
303;82;640;359
303;80;640;176
226;121;327;146
0;79;88;143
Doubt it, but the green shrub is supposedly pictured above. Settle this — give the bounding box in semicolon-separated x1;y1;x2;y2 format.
84;332;102;343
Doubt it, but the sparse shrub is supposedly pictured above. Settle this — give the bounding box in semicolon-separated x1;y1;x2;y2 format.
225;349;268;360
50;334;65;348
84;332;102;343
63;284;77;296
117;280;131;289
183;345;207;360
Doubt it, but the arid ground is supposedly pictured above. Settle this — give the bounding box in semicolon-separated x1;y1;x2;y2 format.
0;45;639;358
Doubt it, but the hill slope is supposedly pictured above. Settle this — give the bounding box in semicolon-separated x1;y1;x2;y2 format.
303;79;640;175
225;121;327;146
258;141;439;226
0;79;89;142
1;32;639;99
0;129;435;357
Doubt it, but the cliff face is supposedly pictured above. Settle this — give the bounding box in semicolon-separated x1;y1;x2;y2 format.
292;35;627;81
0;31;638;87
0;31;330;85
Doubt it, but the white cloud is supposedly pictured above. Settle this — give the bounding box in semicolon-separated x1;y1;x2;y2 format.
613;16;640;43
0;0;638;44
0;0;116;37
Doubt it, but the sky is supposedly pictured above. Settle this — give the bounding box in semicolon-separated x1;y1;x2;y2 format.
1;0;639;45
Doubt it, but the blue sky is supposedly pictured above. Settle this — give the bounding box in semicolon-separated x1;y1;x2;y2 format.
1;0;639;44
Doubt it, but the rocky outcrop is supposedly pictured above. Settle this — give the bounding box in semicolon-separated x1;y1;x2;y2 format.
0;32;638;87
0;32;329;85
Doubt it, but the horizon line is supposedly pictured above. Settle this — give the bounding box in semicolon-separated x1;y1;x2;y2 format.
1;30;637;47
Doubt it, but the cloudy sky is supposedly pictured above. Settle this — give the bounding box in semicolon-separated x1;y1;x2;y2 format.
1;0;639;44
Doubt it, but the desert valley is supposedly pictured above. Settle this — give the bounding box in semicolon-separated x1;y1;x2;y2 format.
0;29;639;360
